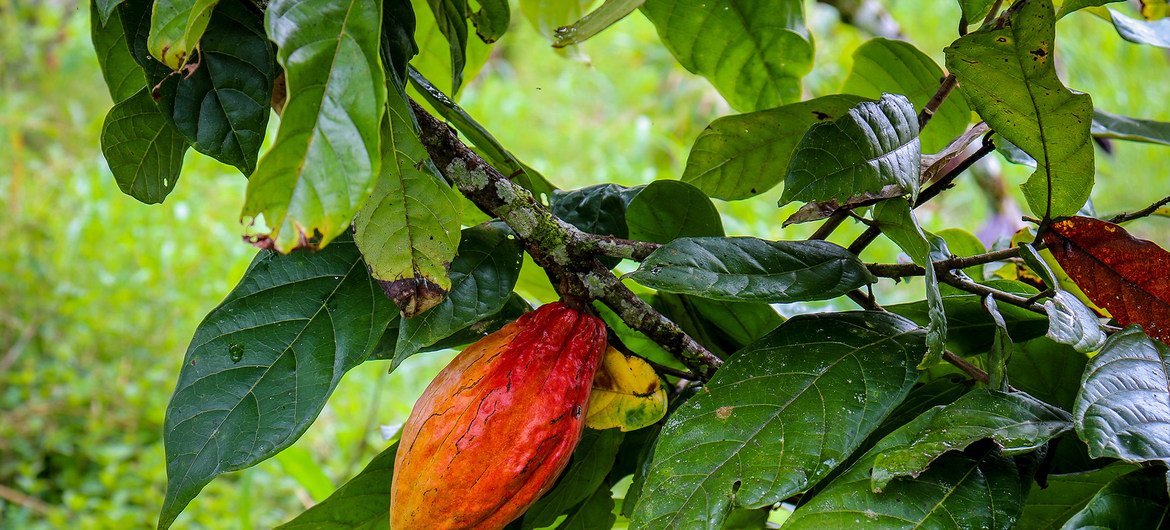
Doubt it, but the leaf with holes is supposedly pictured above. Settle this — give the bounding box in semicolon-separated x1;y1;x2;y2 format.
629;312;923;529
100;88;189;204
276;441;399;530
159;233;395;529
945;0;1095;218
1041;216;1170;343
641;0;813;112
781;94;921;206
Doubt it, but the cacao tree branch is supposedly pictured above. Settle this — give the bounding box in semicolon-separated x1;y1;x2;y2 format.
410;100;722;377
867;247;1021;278
938;271;1049;315
1108;195;1170;224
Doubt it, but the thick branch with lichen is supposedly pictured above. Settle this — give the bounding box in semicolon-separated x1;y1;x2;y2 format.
410;100;721;377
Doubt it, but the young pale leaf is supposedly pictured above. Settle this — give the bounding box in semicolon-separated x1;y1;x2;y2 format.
520;0;593;38
641;0;813;112
276;442;399;530
520;429;624;529
781;94;921;206
629;312;923;529
242;0;386;252
91;1;145;103
843;38;971;152
786;408;1027;529
1015;463;1136;530
627;237;875;303
1074;326;1170;465
1044;290;1106;352
945;0;1095;218
552;0;645;47
585;348;668;432
873;199;946;368
625;180;723;244
159;234;395;529
1059;468;1170;529
1092;109;1170;145
424;0;470;93
888;280;1048;355
147;0;218;69
681;95;864;200
1109;8;1170;48
870;390;1071;491
100;88;189;204
390;223;522;364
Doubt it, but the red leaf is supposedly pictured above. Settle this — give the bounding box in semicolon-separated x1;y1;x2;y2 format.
1041;216;1170;343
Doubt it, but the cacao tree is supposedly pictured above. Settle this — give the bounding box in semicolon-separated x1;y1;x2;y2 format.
88;0;1170;527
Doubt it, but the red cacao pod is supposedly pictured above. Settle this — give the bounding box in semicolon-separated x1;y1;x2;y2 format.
391;302;607;529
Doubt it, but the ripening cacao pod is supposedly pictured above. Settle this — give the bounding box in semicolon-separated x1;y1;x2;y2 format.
391;302;607;529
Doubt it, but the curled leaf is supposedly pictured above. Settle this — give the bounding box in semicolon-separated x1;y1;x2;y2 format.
586;347;667;432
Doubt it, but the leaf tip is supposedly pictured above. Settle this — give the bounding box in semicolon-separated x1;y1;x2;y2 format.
381;277;448;318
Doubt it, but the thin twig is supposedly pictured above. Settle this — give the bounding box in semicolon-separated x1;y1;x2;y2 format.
939;272;1049;315
1108;195;1170;224
943;351;991;385
0;484;50;515
867;247;1021;278
808;210;850;241
918;74;959;130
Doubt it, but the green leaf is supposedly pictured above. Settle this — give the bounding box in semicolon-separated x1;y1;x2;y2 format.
627;237;875;303
520;0;594;39
147;0;219;69
1060;467;1170;528
1092;109;1170;145
159;234;395;529
625;180;723;244
410;5;492;97
1008;336;1088;410
1016;463;1136;530
149;0;275;175
522;429;625;529
424;0;470;93
1044;290;1106;352
873;199;946;368
96;0;126;25
552;183;643;238
945;0;1095;218
91;1;146;103
100;88;189;204
273;446;334;502
681;95;863;200
641;0;813;112
594;302;685;371
1109;8;1170;48
552;0;645;48
843;38;971;153
470;0;509;42
958;0;998;27
984;295;1012;390
242;0;386;252
629;312;923;529
1057;0;1123;18
781;94;921;206
653;295;782;356
1074;325;1170;464
367;293;530;362
558;485;617;530
786;407;1027;529
937;228;987;281
276;442;398;530
355;93;462;317
889;280;1049;356
870;389;1071;491
391;223;522;366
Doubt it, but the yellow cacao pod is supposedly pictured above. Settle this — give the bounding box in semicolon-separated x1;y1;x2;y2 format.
390;302;607;529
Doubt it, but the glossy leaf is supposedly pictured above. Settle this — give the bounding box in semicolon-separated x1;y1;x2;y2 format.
96;0;126;24
1109;8;1170;48
585;348;668;432
100;88;189;204
1044;290;1106;352
1041;216;1170;342
148;0;219;69
641;0;813;112
888;280;1048;355
629;312;923;529
871;390;1071;491
786;407;1027;529
390;223;522;365
1074;325;1170;464
367;293;530;362
1016;463;1136;530
276;442;399;530
843;38;971;152
873;199;946;368
652;294;783;357
520;428;624;529
424;0;470;93
1092;109;1170;145
625;180;723;244
984;296;1012;390
781;94;921;206
558;485;617;529
680;95;864;200
159;234;395;529
945;0;1095;218
410;2;492;97
1060;467;1170;528
242;0;386;252
91;1;146;103
552;184;643;238
552;0;645;47
627;237;875;303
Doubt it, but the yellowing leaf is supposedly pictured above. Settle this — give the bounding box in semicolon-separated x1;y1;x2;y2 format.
586;347;667;432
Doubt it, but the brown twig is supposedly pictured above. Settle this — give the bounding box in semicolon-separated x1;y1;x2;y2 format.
943;351;991;385
867;247;1021;278
918;74;959;130
1108;195;1170;224
938;271;1049;315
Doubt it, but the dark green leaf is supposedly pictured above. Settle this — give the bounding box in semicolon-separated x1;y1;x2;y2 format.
558;485;617;530
276;442;399;530
1057;0;1122;18
470;0;509;42
1008;336;1088;410
552;0;645;47
100;88;189;204
1074;325;1170;464
91;1;146;103
392;223;522;366
147;0;219;69
984;296;1012;390
552;184;643;239
242;0;386;252
945;0;1095;218
625;180;723;244
424;0;470;93
781;94;921;206
681;95;864;200
1044;290;1106;352
641;0;813;112
653;295;782;357
1109;8;1170;48
367;293;529;361
159;234;395;529
1060;467;1170;528
627;237;875;303
1092;109;1170;145
96;0;126;25
888;280;1049;356
786;407;1027;529
937;228;987;281
843;38;971;153
522;429;624;529
1016;463;1136;530
629;312;923;529
870;389;1071;491
873;199;946;368
381;0;419;85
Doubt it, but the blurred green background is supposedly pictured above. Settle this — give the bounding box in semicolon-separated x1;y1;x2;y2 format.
1;0;1166;527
